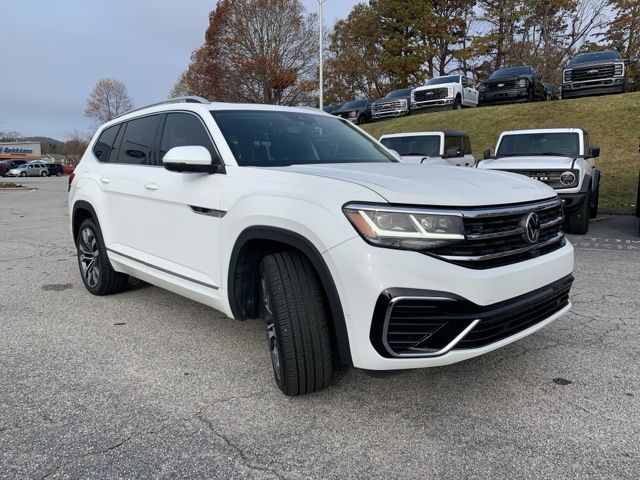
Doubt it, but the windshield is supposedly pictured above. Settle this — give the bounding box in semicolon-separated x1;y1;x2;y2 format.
211;110;395;167
384;88;413;99
489;67;532;79
341;100;367;109
497;132;580;157
570;51;620;65
380;135;441;157
425;76;459;86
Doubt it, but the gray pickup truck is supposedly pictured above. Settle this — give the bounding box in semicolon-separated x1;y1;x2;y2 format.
562;50;633;99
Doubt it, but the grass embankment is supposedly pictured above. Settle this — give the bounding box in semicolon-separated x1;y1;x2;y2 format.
363;92;640;209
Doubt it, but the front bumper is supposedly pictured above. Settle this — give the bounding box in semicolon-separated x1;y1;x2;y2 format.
479;88;529;105
558;192;588;212
412;97;455;110
561;78;625;98
371;109;410;120
323;236;574;370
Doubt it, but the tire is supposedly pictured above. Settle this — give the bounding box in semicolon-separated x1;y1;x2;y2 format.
20;171;27;177
527;89;534;102
41;171;47;177
589;186;599;219
564;189;591;235
260;250;334;396
452;96;462;110
56;172;62;177
76;218;129;295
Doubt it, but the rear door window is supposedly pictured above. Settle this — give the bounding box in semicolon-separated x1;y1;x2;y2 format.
93;125;120;162
115;115;162;165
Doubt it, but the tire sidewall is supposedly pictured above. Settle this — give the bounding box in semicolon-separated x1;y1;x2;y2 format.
76;219;110;294
259;266;286;390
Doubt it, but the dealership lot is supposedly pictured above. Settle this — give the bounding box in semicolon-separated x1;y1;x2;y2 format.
1;177;638;479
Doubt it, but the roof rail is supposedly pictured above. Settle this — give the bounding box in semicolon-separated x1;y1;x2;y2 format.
114;96;211;119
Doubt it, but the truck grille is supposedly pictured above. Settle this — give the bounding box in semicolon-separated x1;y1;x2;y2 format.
486;80;518;91
371;275;573;357
372;99;406;114
414;88;448;102
500;169;577;189
567;64;615;82
429;198;565;269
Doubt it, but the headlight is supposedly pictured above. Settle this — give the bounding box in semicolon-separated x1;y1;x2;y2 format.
614;63;624;76
559;171;577;187
343;204;465;250
447;86;454;97
518;79;528;87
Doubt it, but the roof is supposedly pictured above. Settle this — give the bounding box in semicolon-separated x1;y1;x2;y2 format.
499;127;589;136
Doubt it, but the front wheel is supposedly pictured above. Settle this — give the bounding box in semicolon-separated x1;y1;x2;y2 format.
452;96;462;110
76;218;129;295
20;171;27;177
564;190;591;235
260;250;334;396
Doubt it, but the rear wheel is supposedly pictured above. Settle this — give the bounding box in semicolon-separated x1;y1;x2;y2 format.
260;250;334;396
20;171;27;177
41;171;47;177
564;189;591;235
76;218;129;295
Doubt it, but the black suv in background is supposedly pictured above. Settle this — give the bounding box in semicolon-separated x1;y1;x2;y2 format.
478;66;546;105
562;50;629;99
45;163;64;176
332;99;374;125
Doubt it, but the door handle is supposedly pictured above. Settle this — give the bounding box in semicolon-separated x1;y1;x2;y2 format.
100;177;110;184
144;183;159;191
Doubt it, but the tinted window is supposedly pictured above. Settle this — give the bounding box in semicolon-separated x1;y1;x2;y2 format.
570;51;620;65
211;110;394;167
444;135;463;155
489;67;532;79
116;115;162;165
93;125;120;162
384;88;413;98
160;113;217;163
497;133;580;157
341;100;367;109
380;135;441;157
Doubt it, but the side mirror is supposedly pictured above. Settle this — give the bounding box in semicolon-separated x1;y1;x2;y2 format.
444;146;462;158
483;148;492;159
163;146;224;174
388;149;403;162
588;146;600;158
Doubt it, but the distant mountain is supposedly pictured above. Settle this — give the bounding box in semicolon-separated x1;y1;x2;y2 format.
21;136;64;146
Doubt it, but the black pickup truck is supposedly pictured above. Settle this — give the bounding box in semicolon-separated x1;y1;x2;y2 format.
562;50;632;99
478;66;546;105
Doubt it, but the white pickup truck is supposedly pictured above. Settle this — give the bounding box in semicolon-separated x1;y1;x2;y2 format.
379;131;476;166
411;75;479;111
478;128;600;234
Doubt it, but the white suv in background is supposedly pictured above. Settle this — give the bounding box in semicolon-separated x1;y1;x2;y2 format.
69;97;574;396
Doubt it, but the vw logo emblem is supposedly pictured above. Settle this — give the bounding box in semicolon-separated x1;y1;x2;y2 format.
522;212;541;244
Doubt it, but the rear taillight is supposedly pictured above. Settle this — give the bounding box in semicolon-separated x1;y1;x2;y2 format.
68;173;75;192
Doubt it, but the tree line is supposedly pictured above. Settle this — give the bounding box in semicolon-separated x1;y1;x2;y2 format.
173;0;640;105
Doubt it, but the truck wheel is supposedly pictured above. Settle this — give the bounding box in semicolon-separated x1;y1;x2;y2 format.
527;89;534;102
260;250;334;396
452;96;462;110
76;218;129;295
564;190;591;235
589;186;599;219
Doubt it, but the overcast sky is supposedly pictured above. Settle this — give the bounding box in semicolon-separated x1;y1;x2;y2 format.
0;0;361;140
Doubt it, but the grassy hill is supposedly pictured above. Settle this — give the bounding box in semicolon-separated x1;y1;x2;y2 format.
362;92;640;209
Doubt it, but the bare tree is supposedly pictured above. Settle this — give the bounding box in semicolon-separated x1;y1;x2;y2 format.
60;130;90;165
0;131;22;142
85;79;133;124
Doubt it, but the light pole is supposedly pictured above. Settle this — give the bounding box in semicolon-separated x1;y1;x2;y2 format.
318;0;326;110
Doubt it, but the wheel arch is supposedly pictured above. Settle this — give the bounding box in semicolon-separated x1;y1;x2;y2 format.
71;200;100;246
228;226;352;366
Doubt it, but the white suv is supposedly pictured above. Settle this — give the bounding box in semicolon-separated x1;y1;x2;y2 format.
69;97;574;395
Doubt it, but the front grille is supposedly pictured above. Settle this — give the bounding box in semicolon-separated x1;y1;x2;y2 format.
429;199;565;269
371;276;573;357
414;88;448;102
486;80;518;91
500;169;578;189
372;100;406;114
567;64;615;82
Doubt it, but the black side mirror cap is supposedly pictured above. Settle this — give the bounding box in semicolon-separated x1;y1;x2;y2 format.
483;148;492;159
164;163;226;174
588;146;600;158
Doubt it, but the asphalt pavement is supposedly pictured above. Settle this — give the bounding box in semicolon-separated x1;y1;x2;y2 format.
1;177;639;479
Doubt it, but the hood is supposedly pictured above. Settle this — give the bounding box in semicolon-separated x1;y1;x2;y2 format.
279;163;555;207
415;82;457;91
567;59;621;69
399;155;447;165
478;155;575;170
482;75;528;84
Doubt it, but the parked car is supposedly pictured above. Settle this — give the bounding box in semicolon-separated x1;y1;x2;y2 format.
412;75;479;111
63;164;76;175
332;99;374;124
7;162;49;177
0;159;27;171
478;66;546;105
478;127;600;234
543;83;559;100
322;104;342;114
69;97;574;395
45;163;64;176
0;163;8;177
562;50;629;99
379;131;475;167
370;88;413;120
